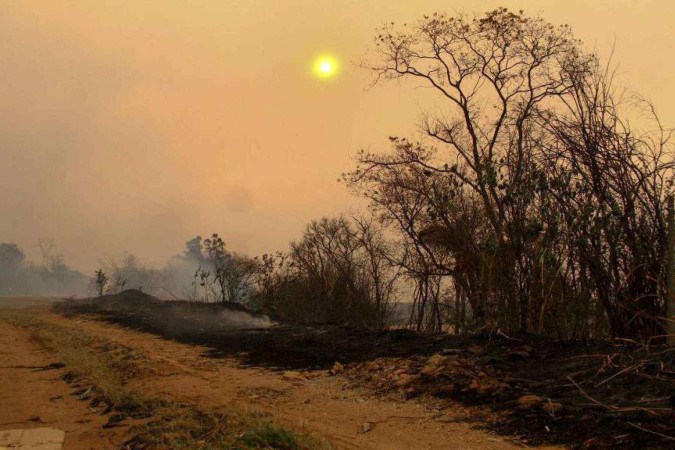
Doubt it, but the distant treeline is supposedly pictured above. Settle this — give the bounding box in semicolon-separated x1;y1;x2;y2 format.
0;242;88;296
88;227;397;330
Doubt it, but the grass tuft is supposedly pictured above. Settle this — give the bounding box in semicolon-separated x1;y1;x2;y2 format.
237;424;316;449
127;408;331;449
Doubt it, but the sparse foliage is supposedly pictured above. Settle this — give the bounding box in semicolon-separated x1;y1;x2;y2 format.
95;269;109;297
202;234;258;304
253;217;398;328
344;8;674;339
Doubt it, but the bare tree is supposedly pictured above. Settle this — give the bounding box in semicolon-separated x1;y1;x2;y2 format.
346;8;673;339
250;217;398;328
94;269;108;297
37;238;54;268
202;234;258;304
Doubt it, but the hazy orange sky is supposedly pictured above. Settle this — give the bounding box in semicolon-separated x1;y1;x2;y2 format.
1;0;674;270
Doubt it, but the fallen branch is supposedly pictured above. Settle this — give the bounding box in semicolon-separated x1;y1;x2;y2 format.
594;362;641;388
496;329;522;342
566;376;665;416
627;422;675;441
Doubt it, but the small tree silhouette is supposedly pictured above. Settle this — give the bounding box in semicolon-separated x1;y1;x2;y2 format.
94;269;108;297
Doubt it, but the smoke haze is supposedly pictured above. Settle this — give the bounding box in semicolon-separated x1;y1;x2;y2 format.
1;0;674;272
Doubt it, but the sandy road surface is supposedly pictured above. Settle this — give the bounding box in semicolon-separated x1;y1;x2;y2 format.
0;320;126;449
0;305;547;449
44;312;522;450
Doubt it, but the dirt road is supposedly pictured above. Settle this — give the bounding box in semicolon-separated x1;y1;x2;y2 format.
0;307;538;449
0;320;126;449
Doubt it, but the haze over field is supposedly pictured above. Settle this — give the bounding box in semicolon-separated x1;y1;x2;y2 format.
1;0;674;271
1;4;674;447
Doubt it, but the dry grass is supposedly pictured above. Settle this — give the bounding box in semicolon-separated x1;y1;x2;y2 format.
127;408;331;450
1;310;152;414
0;310;331;449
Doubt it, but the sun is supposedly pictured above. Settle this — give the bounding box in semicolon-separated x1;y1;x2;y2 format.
313;55;338;79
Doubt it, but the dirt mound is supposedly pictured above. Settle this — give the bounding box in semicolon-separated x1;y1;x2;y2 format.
100;288;159;303
55;290;273;337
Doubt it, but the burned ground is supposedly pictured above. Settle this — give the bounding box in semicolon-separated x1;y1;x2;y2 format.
55;291;674;449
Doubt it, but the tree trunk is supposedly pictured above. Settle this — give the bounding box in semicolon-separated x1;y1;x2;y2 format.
666;196;675;346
